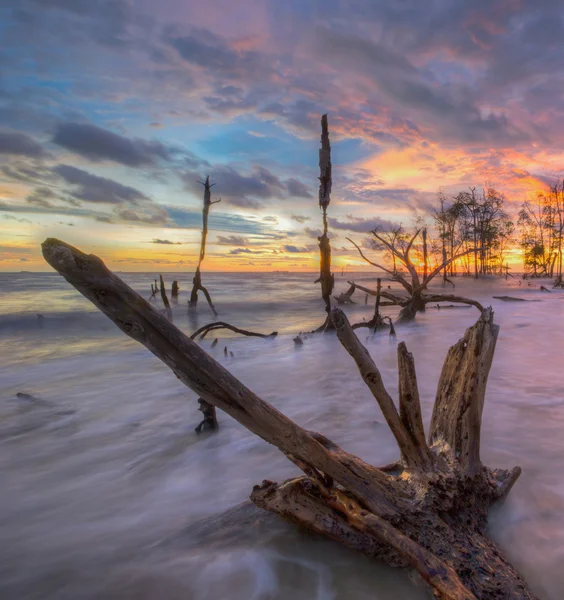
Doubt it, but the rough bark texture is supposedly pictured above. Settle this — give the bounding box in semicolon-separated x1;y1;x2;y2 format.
189;176;220;316
314;114;335;332
41;237;537;600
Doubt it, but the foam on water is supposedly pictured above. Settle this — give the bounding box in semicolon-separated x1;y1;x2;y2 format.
1;271;563;598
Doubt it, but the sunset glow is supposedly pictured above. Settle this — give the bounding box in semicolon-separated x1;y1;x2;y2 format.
1;1;562;272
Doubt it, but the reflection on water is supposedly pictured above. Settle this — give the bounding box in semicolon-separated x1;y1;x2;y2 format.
1;272;563;599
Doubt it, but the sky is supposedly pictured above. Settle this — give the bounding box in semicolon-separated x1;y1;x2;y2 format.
1;0;563;272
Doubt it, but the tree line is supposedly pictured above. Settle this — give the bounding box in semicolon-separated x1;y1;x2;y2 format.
381;182;564;280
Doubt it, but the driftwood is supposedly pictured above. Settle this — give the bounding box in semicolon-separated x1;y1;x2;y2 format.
190;322;277;341
313;114;335;332
539;285;551;292
42;237;536;600
493;296;528;302
159;274;173;321
189;176;220;316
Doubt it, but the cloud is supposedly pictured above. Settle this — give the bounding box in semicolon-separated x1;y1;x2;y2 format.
27;187;57;208
164;205;281;235
151;239;183;245
52;164;150;204
3;214;32;224
291;215;311;223
0;130;46;158
283;244;316;253
286;177;313;198
229;247;264;254
328;215;398;233
304;227;322;238
52;122;171;166
216;235;249;246
116;206;168;225
182;164;312;209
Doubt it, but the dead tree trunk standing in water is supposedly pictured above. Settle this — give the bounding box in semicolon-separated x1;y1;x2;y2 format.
189;176;220;316
171;280;179;303
42;237;537;600
348;232;481;323
314;114;335;332
159;274;173;321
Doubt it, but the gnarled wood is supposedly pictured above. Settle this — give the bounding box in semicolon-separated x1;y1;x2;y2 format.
349;232;482;323
41;238;537;600
430;307;498;474
41;238;398;518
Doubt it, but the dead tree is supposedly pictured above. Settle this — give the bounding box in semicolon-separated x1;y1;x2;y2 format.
313;114;335;331
189;176;220;316
42;237;536;600
348;232;482;323
350;278;388;332
171;280;179;303
149;281;157;301
159;274;173;321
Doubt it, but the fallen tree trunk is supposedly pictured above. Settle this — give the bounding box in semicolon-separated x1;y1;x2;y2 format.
41;238;537;600
493;296;528;302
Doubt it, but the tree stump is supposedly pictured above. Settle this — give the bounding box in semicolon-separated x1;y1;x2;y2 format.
41;238;538;600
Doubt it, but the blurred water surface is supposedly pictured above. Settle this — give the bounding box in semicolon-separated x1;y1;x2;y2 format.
1;271;563;599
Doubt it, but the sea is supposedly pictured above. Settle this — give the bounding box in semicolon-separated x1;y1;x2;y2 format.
1;270;563;599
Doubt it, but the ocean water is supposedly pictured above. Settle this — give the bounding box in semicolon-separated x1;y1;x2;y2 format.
1;270;563;599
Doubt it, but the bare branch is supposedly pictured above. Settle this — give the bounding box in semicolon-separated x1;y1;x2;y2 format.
331;308;426;468
190;322;277;340
347;238;412;293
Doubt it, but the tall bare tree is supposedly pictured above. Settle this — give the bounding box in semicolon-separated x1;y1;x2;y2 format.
189;176;221;315
314;114;335;331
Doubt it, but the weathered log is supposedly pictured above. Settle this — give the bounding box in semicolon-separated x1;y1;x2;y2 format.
41;238;537;600
540;285;551;292
189;176;220;316
422;294;484;311
493;296;528;302
190;322;277;341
